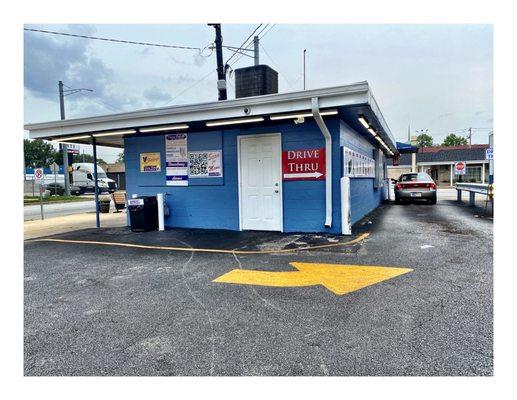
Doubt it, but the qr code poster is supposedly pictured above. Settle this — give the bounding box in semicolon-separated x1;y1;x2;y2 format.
188;150;223;178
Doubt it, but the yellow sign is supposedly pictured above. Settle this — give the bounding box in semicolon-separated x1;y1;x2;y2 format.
213;262;413;295
140;152;161;172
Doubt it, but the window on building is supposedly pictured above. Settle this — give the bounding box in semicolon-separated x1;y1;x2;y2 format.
466;166;482;182
342;146;375;178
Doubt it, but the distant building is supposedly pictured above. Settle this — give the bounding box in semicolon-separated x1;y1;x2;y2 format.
388;144;489;186
100;162;126;190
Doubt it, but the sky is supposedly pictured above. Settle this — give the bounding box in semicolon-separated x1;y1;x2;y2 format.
24;24;493;162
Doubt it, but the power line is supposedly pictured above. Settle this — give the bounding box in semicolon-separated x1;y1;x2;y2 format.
228;24;274;68
225;24;263;65
260;44;295;90
259;24;275;40
164;69;218;105
24;28;203;52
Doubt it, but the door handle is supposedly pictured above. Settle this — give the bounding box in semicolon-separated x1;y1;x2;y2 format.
274;189;279;193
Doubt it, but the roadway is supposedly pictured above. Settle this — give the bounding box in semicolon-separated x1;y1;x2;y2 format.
24;199;95;221
24;195;493;376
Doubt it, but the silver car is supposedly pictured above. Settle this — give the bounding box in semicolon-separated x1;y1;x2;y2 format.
394;172;437;204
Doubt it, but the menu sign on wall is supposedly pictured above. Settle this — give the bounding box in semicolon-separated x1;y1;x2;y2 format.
165;133;188;186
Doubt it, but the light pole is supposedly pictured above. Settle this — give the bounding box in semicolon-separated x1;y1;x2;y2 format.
303;49;307;90
58;81;93;195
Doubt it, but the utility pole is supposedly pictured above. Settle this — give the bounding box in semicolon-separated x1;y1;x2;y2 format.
467;127;472;147
303;49;307;90
58;81;70;196
253;36;260;65
208;23;227;101
58;81;93;195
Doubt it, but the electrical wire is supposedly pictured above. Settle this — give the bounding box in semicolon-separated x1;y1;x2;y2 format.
228;24;274;68
259;24;275;40
164;69;218;105
225;24;263;65
259;43;295;90
24;28;203;52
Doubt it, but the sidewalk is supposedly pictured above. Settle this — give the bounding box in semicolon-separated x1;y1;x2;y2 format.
24;211;127;240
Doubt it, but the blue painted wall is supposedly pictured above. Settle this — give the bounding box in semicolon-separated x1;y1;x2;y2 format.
124;116;386;233
124;118;344;234
340;120;384;224
350;178;383;224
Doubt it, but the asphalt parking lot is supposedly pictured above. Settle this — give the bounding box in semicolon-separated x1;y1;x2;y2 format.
24;197;493;376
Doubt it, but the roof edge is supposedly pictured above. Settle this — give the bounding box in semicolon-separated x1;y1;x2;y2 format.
24;81;369;131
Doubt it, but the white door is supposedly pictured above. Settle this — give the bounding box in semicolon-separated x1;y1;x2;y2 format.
239;134;282;231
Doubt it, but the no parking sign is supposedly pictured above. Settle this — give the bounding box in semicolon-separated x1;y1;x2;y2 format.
34;168;44;181
454;161;467;175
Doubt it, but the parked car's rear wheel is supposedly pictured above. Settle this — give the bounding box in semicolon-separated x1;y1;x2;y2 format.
429;195;437;205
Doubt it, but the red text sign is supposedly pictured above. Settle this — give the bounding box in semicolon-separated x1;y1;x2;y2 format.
282;148;325;181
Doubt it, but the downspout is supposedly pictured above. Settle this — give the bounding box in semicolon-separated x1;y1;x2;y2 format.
311;97;332;228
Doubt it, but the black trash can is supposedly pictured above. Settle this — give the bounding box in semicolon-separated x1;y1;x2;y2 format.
128;196;159;232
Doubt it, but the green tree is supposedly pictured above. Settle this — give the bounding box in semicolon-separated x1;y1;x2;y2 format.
72;153;106;164
24;139;58;167
442;133;468;147
115;152;125;163
416;133;434;147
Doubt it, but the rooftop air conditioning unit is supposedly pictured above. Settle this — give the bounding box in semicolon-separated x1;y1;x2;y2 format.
234;65;278;99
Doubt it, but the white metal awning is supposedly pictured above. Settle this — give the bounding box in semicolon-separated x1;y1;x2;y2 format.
24;81;398;154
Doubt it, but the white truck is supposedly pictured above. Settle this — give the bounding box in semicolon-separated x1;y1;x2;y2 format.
71;163;118;194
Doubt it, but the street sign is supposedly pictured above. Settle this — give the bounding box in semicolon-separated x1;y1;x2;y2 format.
60;143;80;154
282;148;325;181
454;161;467;175
67;144;80;154
50;162;60;174
34;168;44;182
485;148;493;160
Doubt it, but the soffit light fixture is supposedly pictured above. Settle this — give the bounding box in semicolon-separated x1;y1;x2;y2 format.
206;117;264;127
270;109;338;121
140;124;189;133
368;128;378;137
358;115;370;129
93;129;137;137
54;134;91;142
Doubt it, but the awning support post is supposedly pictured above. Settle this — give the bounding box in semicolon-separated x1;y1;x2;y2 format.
311;97;332;228
92;136;100;228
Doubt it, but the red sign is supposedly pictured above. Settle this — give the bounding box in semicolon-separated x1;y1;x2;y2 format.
454;161;467;175
34;168;44;181
282;148;325;181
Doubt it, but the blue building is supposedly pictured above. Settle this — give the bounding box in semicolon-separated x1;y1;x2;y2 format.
25;81;398;235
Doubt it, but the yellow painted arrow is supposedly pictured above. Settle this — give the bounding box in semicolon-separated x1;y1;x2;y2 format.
213;262;413;295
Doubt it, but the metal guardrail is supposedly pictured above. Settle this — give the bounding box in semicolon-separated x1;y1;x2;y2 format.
455;182;494;208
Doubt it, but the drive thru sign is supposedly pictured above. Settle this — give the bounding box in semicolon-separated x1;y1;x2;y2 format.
282;148;325;181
